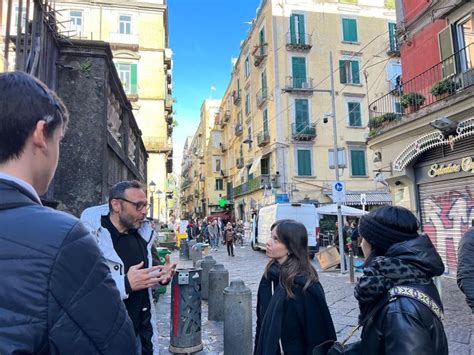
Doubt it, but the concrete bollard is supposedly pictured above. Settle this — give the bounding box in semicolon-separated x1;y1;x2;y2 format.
208;264;229;321
191;243;203;267
224;280;252;355
169;268;203;354
179;238;190;261
200;256;217;300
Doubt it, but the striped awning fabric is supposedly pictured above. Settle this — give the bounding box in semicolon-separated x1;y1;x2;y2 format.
326;191;392;206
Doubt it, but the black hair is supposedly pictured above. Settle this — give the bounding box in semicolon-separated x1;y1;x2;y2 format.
108;180;145;210
0;71;69;163
366;206;419;236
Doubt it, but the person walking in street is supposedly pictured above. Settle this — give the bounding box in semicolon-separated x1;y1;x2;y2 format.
208;219;220;251
224;222;235;256
350;221;360;257
355;206;448;355
235;219;245;247
0;72;136;354
81;180;177;355
458;224;474;313
254;219;336;354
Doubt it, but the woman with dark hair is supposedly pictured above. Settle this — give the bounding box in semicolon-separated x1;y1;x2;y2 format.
254;219;336;355
355;206;448;354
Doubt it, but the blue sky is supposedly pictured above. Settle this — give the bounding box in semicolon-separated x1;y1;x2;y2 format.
168;0;261;171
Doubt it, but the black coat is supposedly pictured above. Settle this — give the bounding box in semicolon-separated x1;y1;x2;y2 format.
255;264;336;355
0;179;136;354
457;227;474;313
359;236;448;355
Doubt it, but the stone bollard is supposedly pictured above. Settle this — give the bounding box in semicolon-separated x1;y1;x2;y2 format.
169;268;203;354
224;280;252;355
208;264;229;321
191;243;203;267
200;256;217;300
179;238;190;261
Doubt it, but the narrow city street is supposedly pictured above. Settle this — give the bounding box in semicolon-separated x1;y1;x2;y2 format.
156;244;472;355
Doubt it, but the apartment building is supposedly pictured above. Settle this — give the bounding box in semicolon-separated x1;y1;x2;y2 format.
367;0;474;275
218;0;396;222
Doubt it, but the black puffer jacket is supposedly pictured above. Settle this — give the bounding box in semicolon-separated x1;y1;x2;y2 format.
0;179;136;354
457;227;474;313
358;235;448;355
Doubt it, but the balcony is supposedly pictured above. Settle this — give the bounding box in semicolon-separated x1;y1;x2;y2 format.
164;48;172;69
223;110;231;122
256;87;268;108
142;136;172;153
109;32;139;46
283;76;314;95
252;43;268;67
369;44;474;134
232;89;242;105
291;122;317;141
236;157;244;169
257;130;270;147
165;95;174;113
233;175;269;197
286;32;312;52
235;123;243;136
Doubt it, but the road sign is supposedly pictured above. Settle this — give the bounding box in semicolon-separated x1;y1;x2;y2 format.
332;181;346;203
360;193;367;205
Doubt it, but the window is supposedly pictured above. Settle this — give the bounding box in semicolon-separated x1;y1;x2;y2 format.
237;111;243;125
261;157;270;175
292;57;307;88
263;109;269;134
261;70;267;90
297;149;312;176
342;17;358;42
117;63;137;95
387;61;402;90
290;14;305;45
119;15;132;35
70;11;83;35
339;59;360;84
247;127;252;148
259;27;266;55
350;149;367;176
244;56;250;78
245;93;251;115
388;22;399;52
347;101;362;127
212;131;222;148
328;148;347;169
215;179;224;191
215;158;221;172
295;99;309;131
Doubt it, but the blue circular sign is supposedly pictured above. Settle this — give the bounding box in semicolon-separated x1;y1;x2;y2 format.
334;182;343;192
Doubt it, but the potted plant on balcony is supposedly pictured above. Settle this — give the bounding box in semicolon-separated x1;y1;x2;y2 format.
430;78;457;98
400;92;425;111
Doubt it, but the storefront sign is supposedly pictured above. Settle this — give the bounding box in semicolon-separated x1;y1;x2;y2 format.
428;156;474;177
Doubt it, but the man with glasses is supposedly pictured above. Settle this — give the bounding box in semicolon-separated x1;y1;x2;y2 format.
81;180;177;355
0;72;136;353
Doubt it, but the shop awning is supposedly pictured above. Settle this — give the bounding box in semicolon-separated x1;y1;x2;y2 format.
315;204;367;217
249;155;262;174
325;190;392;206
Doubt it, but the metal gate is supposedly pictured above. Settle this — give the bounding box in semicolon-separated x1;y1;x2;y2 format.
418;177;473;275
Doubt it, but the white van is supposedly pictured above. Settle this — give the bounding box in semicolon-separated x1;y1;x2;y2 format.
251;203;320;258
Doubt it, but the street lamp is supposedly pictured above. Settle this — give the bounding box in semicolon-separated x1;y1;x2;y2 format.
149;180;156;219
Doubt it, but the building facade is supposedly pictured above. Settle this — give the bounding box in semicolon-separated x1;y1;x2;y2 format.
54;0;174;221
367;0;474;275
216;0;395;222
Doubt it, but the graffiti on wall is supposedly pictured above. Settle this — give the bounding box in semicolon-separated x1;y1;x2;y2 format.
421;186;474;274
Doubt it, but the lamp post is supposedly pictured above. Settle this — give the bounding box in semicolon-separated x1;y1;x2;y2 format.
149;180;156;219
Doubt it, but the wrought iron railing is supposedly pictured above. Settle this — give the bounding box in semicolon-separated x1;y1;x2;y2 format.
291;122;316;140
286;32;312;51
284;76;314;92
257;130;270;146
256;87;268;107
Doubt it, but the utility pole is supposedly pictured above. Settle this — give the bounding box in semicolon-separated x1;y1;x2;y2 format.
329;52;346;273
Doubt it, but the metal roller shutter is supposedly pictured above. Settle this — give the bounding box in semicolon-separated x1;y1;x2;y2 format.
418;177;473;276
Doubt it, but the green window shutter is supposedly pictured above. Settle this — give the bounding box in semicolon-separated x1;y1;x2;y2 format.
260;28;265;46
339;60;347;84
263;109;269;133
295;99;309;131
130;63;138;95
438;26;455;77
261;71;267;89
348;102;361;126
290;15;297;44
388;22;398;52
351;150;366;176
351;60;360;84
297;14;305;44
342;18;358;42
292;57;306;88
297;150;311;176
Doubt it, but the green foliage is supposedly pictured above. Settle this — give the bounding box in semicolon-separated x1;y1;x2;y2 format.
385;0;396;10
368;113;400;130
430;78;457;96
172;119;179;127
400;92;425;108
319;215;337;235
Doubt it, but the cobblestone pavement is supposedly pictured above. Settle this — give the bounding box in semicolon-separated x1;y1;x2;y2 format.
155;244;472;354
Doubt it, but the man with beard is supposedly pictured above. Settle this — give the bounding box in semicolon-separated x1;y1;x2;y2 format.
81;180;176;354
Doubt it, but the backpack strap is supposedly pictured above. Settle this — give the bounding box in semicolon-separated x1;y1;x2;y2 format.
389;285;444;321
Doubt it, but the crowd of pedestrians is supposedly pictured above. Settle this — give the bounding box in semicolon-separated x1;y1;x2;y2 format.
1;72;473;354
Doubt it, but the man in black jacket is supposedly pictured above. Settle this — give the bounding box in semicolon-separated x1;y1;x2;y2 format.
0;72;136;354
458;225;474;313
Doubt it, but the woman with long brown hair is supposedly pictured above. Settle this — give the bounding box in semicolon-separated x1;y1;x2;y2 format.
254;219;336;354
